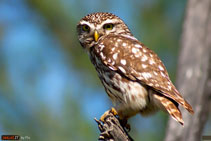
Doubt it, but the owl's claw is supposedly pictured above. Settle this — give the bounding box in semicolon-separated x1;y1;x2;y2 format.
110;107;118;116
100;107;118;122
100;108;131;132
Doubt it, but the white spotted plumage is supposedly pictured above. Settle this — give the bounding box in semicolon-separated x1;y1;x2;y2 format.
120;59;127;65
141;55;148;62
112;53;118;60
77;12;194;125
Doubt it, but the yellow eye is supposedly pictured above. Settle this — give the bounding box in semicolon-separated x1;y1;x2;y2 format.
103;24;114;30
82;25;90;32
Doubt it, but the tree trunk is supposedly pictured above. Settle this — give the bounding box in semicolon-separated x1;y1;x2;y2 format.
164;0;211;141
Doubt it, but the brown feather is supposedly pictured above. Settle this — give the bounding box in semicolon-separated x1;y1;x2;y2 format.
154;88;194;115
154;94;184;125
95;35;194;115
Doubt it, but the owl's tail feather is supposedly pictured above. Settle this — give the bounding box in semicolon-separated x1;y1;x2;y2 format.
177;98;194;115
154;94;184;125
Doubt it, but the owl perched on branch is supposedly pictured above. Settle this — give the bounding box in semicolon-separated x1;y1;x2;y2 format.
77;12;193;125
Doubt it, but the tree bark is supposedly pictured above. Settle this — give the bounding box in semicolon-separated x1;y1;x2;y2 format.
95;113;134;141
164;0;211;141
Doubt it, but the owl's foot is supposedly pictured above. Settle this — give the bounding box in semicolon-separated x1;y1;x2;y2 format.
100;107;118;122
100;108;131;131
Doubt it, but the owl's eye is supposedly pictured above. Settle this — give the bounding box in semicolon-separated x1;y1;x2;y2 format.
103;23;114;30
82;25;90;32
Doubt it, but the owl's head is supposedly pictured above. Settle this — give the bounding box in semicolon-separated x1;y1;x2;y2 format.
77;12;132;49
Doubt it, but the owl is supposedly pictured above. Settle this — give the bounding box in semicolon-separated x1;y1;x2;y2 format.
76;12;194;125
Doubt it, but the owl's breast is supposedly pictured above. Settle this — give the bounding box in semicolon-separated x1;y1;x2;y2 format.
89;50;149;118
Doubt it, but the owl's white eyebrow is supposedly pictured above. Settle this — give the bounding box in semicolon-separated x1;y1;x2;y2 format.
96;19;121;30
79;21;90;25
79;21;95;29
101;19;120;26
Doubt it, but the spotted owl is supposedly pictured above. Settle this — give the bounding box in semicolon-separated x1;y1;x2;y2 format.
76;12;194;125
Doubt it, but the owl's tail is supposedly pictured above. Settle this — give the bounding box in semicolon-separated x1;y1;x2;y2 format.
154;94;184;125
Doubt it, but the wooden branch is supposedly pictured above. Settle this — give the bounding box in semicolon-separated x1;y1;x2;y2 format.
94;113;134;141
164;0;211;141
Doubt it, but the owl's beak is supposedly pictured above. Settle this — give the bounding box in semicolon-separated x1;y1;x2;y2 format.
94;30;99;42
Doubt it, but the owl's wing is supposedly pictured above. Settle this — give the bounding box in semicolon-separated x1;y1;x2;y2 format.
95;35;193;114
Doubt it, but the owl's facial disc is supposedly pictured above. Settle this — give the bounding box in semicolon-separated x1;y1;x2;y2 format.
77;20;119;49
77;21;97;49
77;12;132;50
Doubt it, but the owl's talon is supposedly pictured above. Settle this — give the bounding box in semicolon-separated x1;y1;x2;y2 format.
100;110;110;122
100;107;118;122
110;107;118;116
